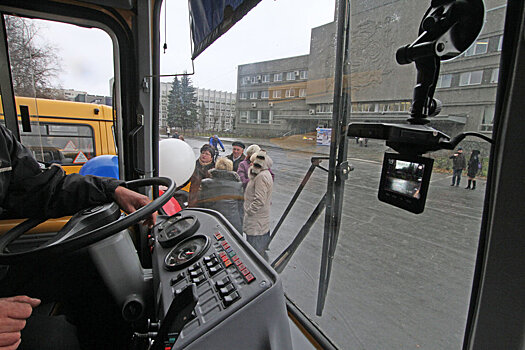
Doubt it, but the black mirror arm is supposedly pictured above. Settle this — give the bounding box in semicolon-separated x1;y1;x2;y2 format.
439;132;494;150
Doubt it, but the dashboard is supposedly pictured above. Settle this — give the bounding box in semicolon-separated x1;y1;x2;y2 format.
150;208;292;349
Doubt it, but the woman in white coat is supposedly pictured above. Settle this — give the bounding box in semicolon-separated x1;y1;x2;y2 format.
243;150;273;260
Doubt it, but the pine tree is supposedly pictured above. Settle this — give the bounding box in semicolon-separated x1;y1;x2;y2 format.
166;74;198;133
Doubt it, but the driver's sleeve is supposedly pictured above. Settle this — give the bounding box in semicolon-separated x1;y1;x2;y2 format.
2;125;124;219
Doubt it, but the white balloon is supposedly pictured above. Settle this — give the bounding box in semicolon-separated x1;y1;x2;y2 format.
159;139;196;187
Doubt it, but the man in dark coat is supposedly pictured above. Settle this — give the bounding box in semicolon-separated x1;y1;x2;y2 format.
450;147;466;187
226;141;246;172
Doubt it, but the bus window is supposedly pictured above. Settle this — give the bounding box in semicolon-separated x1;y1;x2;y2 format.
2;14;114;170
20;122;96;165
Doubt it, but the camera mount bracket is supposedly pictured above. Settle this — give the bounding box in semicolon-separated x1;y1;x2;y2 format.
348;0;486;155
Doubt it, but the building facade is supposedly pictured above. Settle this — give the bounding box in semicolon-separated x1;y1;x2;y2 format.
235;0;505;138
159;83;236;133
196;88;236;131
160;82;170;130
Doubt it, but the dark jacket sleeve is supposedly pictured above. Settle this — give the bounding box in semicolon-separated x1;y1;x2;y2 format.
2;125;123;219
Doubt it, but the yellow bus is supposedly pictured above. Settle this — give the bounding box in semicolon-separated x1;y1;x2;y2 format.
1;97;116;174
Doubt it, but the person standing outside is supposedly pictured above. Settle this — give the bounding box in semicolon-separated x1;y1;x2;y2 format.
209;135;225;157
226;141;246;172
244;150;273;260
188;144;215;207
237;144;260;189
450;147;466;187
197;157;244;233
465;150;482;190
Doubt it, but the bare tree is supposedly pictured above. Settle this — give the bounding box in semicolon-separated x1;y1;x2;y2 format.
5;16;63;98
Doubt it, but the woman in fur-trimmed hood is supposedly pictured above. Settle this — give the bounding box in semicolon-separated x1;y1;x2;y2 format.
197;157;244;233
243;150;273;259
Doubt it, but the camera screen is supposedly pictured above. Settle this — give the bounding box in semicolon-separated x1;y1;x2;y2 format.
384;159;425;199
378;153;433;214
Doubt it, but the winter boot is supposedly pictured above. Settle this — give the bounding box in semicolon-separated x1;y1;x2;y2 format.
465;180;471;189
472;180;476;190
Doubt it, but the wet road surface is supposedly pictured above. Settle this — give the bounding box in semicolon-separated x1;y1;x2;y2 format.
179;136;485;349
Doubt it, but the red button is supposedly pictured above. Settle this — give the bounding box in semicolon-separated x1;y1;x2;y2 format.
241;268;250;276
246;273;255;283
221;255;229;262
219;252;226;257
238;264;245;270
235;260;242;266
224;260;232;267
232;255;239;261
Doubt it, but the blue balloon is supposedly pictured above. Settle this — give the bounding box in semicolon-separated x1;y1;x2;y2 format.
79;155;119;179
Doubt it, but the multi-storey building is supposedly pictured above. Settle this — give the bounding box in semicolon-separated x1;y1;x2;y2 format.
160;82;170;129
196;88;236;131
237;55;313;136
235;1;504;139
62;88;87;100
159;83;236;133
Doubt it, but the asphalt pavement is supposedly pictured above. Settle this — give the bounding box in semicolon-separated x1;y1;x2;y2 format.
175;135;486;350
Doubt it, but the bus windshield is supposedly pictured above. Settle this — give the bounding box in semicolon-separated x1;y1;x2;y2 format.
159;1;501;348
0;0;504;348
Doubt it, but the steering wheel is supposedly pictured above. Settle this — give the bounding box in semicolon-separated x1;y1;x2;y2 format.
0;177;175;264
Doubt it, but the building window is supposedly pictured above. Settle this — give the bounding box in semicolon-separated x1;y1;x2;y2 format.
274;73;282;82
240;111;248;123
480;105;495;132
400;101;411;112
300;70;308;79
261;90;269;99
260;110;270;124
316;104;333;113
251;76;257;84
459;70;483;86
465;40;488;57
249;110;258;124
240;92;247;100
286;72;296;81
273;90;282;99
436;74;453;88
243;76;251;85
250;91;258;99
490;68;499;83
285;89;295;98
497;35;503;51
262;74;270;83
299;88;306;97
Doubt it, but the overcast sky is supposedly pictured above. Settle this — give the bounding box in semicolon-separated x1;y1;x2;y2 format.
35;0;336;96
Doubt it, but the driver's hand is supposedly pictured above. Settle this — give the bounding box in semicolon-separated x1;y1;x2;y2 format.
0;296;40;350
113;186;157;228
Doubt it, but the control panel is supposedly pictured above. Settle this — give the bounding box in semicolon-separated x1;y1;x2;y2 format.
150;208;292;350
